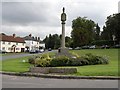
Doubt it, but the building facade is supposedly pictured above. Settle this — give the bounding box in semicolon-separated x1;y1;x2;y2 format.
0;33;25;52
24;34;45;51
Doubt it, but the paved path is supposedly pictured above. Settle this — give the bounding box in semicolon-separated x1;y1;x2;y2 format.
2;74;118;88
0;50;57;60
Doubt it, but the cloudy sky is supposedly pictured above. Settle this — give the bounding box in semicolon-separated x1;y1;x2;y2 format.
1;0;120;40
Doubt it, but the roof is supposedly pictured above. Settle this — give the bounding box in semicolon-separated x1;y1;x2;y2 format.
24;36;33;40
24;36;40;42
0;34;25;43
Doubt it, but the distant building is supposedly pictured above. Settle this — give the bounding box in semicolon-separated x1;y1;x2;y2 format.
0;33;45;53
0;33;25;52
118;1;120;13
39;42;45;49
24;34;45;51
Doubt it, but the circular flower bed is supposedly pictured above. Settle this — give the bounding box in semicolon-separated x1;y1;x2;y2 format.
28;53;109;67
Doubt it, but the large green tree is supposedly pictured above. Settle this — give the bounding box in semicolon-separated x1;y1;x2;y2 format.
43;34;72;49
65;36;72;47
101;13;120;44
94;24;100;40
43;34;61;49
71;17;96;47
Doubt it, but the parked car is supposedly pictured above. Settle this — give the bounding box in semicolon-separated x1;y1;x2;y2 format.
39;49;44;53
68;48;72;50
35;50;39;53
74;47;81;50
0;50;7;54
82;46;89;49
29;50;36;54
101;45;110;49
89;45;96;49
113;44;120;48
25;50;29;53
48;48;52;51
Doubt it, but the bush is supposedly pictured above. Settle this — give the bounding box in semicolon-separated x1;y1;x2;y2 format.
70;52;80;58
28;54;52;66
28;55;40;64
35;54;52;67
50;56;69;67
35;57;51;67
81;53;109;65
28;53;109;67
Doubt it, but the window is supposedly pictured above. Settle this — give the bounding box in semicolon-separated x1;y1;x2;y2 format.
16;43;18;45
2;41;5;44
8;42;11;45
16;48;19;50
22;43;24;46
2;47;5;50
32;41;33;44
8;47;11;50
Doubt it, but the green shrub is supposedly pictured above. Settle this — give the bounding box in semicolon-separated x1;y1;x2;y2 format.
68;58;81;66
70;52;80;58
28;53;109;67
35;57;51;67
28;55;39;64
50;56;69;67
28;54;51;65
35;54;52;67
81;53;109;65
40;54;51;59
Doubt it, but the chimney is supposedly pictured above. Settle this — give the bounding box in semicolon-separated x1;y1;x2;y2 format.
29;34;32;37
13;34;16;38
35;37;37;40
38;37;40;41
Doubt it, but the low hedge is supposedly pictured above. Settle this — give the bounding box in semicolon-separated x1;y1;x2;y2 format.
28;53;109;67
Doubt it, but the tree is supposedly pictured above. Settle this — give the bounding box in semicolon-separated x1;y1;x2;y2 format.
53;34;61;49
43;36;49;49
101;13;120;44
43;34;61;49
48;34;54;49
65;36;72;47
94;24;100;40
71;17;96;47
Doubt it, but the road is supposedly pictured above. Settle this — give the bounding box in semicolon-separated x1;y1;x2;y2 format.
0;50;57;60
2;74;118;88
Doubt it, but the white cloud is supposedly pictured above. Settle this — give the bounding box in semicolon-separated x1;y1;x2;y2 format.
1;0;119;39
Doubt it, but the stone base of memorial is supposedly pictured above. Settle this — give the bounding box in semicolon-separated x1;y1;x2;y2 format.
57;47;75;58
29;67;77;74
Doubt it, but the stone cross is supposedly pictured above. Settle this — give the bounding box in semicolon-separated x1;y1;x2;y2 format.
61;7;66;49
57;7;73;58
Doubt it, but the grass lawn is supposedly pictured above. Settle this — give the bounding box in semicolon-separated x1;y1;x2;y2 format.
0;52;55;73
1;56;33;72
0;49;119;76
69;49;119;76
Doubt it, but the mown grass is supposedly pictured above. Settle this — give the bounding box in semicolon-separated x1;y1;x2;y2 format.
69;49;119;76
1;52;55;73
0;49;119;76
1;56;33;72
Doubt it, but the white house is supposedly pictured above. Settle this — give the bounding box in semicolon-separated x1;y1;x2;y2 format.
0;33;25;53
39;42;45;49
24;34;45;51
